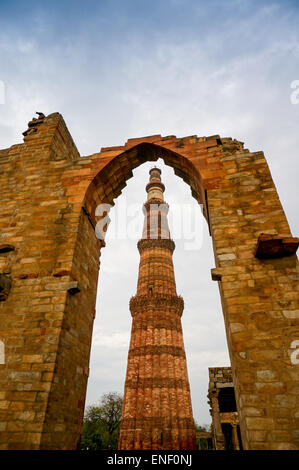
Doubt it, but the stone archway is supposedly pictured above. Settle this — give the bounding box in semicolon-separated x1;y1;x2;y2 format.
0;112;298;450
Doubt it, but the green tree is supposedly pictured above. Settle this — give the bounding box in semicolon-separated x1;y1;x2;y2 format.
194;421;211;433
81;392;123;450
194;421;211;450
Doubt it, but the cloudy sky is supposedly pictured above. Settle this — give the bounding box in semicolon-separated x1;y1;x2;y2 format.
0;0;298;425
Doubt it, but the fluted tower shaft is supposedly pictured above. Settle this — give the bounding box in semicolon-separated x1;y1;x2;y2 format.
118;168;196;450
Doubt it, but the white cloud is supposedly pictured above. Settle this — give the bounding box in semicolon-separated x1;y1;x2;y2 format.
92;329;130;349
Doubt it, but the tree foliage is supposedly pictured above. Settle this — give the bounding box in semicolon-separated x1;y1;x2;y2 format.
194;421;211;432
194;421;212;450
81;392;123;450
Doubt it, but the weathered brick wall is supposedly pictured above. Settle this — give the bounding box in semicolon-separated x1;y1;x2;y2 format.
209;367;234;388
207;147;299;449
0;112;298;449
0;113;84;449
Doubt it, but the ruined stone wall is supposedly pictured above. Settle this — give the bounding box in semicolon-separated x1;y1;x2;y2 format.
207;148;299;449
208;367;240;450
0;113;99;449
0;113;298;449
0;113;83;448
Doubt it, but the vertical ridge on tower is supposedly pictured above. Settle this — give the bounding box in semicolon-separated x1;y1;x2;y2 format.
118;167;196;450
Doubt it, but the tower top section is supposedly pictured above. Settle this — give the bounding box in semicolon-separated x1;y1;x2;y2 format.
146;167;165;201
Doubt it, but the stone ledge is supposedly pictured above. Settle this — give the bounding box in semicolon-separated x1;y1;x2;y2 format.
255;233;299;259
120;416;195;428
137;238;175;254
125;377;190;390
130;293;184;316
128;345;186;358
211;268;223;281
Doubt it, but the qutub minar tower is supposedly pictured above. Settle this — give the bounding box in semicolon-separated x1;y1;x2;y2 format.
118;168;196;450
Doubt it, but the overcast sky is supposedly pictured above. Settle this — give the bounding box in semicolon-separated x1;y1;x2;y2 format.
0;0;298;425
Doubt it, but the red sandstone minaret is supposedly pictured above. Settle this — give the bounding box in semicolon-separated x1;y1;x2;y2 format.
118;168;196;450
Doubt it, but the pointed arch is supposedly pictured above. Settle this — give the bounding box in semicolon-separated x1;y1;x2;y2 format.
83;142;207;233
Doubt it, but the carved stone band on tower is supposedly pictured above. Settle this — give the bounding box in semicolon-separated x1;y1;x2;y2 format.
118;168;197;450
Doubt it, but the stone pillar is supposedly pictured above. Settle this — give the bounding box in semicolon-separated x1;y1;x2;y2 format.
210;390;225;450
232;423;240;450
